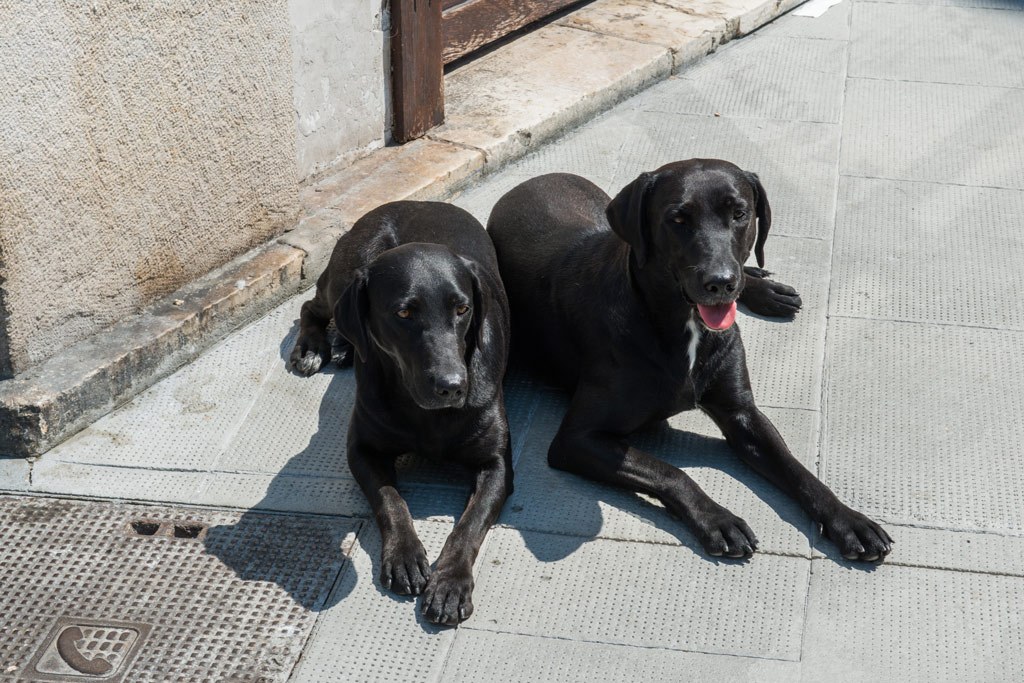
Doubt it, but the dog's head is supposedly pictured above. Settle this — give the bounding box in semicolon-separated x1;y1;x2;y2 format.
606;159;771;331
334;243;489;410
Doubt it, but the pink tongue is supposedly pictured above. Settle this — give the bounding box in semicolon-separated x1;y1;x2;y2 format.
697;301;737;330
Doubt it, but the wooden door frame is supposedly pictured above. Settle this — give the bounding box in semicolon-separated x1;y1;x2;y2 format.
391;0;586;143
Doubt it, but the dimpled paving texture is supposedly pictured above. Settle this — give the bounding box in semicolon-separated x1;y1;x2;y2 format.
845;523;1024;578
802;562;1024;682
850;3;1024;88
831;177;1024;329
471;527;808;659
0;496;358;682
868;0;1024;13
822;318;1024;531
441;630;799;682
502;391;817;557
602;111;841;240
43;297;302;471
841;78;1024;189
759;0;852;41
740;235;831;410
642;34;847;123
291;520;458;683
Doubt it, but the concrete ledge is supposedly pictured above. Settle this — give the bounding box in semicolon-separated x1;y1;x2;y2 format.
3;0;803;457
0;244;304;458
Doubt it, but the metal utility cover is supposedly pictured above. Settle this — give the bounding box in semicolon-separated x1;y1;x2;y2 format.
0;496;360;682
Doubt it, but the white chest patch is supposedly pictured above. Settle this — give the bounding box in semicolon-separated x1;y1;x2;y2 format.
686;317;701;373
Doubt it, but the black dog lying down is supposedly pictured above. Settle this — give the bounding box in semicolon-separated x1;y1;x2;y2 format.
290;201;513;625
488;161;892;562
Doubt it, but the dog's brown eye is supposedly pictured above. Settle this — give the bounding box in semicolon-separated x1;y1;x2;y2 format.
456;305;469;315
733;210;746;220
397;309;411;319
671;216;685;224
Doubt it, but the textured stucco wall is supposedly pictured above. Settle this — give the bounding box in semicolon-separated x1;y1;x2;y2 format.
289;0;389;182
0;1;299;376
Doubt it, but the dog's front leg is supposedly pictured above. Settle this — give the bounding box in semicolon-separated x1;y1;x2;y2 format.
703;401;893;562
422;437;513;626
549;401;758;558
348;440;432;595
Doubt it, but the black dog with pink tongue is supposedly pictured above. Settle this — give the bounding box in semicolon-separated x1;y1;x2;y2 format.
488;160;892;563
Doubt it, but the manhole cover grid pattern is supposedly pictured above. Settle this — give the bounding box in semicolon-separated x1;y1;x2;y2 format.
0;496;358;682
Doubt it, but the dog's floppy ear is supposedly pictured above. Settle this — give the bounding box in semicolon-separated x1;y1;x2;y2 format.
607;171;657;268
334;267;371;363
459;257;489;357
745;171;772;268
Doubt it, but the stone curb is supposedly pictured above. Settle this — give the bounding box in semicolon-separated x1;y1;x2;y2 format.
0;0;803;458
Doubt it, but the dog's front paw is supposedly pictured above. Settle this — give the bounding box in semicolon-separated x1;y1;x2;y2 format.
691;505;759;559
740;274;802;319
289;335;331;376
381;539;432;595
421;563;475;626
820;506;893;563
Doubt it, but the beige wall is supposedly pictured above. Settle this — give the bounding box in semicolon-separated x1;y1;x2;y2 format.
0;1;301;376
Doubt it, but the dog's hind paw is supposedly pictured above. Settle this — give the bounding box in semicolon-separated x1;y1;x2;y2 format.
289;335;331;376
421;563;475;626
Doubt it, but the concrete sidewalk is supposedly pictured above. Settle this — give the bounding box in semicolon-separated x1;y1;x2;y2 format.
4;0;1024;680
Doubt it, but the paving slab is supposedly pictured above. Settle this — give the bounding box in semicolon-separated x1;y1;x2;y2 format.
841;78;1024;189
830;176;1024;329
0;495;359;683
850;2;1024;87
822;317;1024;533
40;299;298;471
290;520;460;683
501;391;818;557
801;560;1024;682
470;527;810;659
758;0;852;40
642;33;848;123
861;0;1024;11
600;110;842;239
815;522;1024;577
441;629;799;682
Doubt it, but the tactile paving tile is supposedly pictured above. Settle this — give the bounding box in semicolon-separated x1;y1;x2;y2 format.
822;317;1024;532
470;527;809;659
290;520;459;683
820;522;1024;578
29;459;209;503
866;0;1024;10
43;296;303;471
442;629;799;682
850;2;1024;87
641;34;848;123
841;78;1024;189
740;235;830;410
0;495;359;682
830;177;1024;329
0;457;29;490
501;391;818;557
759;0;852;41
801;561;1024;682
602;111;841;240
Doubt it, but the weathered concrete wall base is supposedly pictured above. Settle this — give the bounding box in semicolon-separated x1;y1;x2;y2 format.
0;1;299;375
0;245;303;458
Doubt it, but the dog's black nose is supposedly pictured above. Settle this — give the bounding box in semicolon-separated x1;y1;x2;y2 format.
703;272;739;295
434;374;467;399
